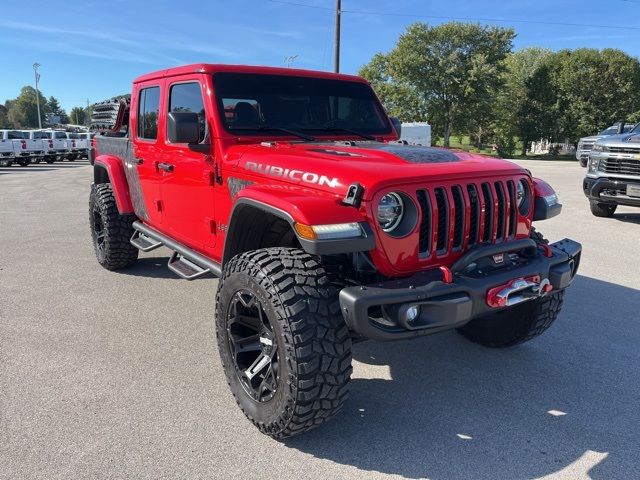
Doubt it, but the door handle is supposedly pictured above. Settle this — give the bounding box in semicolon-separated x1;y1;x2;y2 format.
157;162;174;173
134;157;144;165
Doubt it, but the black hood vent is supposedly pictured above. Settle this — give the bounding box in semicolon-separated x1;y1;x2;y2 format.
310;142;461;163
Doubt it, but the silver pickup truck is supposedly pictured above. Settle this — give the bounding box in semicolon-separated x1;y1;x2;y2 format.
583;123;640;216
576;122;636;167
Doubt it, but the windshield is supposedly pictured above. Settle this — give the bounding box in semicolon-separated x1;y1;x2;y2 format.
213;73;392;137
599;123;636;135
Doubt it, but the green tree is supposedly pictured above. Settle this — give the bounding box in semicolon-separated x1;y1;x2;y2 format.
45;96;69;124
546;48;640;141
385;22;515;147
8;86;47;128
359;53;428;123
496;47;553;155
69;106;86;125
0;104;10;128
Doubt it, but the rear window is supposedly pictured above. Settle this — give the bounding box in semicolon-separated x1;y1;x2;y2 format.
137;86;160;140
8;130;27;139
33;131;48;139
54;131;67;139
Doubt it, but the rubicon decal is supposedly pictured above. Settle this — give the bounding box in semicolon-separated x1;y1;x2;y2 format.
244;161;339;188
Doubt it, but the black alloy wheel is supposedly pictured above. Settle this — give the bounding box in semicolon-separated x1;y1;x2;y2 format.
227;289;279;403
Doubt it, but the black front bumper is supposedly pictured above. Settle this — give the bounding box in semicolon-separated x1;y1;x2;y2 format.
583;177;640;207
339;239;582;341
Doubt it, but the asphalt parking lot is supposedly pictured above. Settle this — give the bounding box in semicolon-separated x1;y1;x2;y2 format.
1;159;639;480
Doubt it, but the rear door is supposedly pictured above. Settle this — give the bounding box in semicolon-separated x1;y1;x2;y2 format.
158;75;217;252
132;82;163;226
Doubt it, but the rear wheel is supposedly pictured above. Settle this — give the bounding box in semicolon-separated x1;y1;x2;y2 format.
590;201;617;217
579;157;588;167
215;248;352;438
89;183;138;270
45;157;55;164
0;159;13;167
17;159;31;166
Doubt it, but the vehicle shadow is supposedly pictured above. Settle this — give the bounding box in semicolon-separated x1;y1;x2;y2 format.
613;212;640;225
116;256;185;280
0;161;90;174
283;274;640;480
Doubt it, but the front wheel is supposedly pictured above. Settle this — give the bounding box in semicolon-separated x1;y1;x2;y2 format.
89;183;138;270
457;291;565;348
17;159;31;166
0;159;13;167
215;248;352;438
590;201;617;217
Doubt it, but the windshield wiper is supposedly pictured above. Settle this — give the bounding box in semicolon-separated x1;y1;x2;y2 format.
302;125;378;142
227;125;315;141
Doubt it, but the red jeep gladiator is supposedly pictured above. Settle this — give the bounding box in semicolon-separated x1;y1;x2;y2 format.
89;64;581;438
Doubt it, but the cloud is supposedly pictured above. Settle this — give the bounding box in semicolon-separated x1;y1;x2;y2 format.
0;20;138;47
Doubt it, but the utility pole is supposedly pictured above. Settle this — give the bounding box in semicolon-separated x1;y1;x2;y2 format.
333;0;341;73
33;63;42;129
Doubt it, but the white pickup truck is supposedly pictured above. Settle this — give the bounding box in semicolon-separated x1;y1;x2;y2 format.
24;130;55;163
66;133;82;160
0;129;41;166
73;132;92;159
39;130;71;161
0;130;15;166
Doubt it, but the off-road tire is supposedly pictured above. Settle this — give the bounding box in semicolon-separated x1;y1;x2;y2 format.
89;183;138;270
590;201;617;217
457;290;564;348
215;247;352;438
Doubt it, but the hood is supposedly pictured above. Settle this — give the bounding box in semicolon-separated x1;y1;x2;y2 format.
597;132;640;148
228;141;527;200
579;135;605;144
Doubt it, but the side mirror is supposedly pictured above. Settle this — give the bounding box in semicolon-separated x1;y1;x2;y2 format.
167;112;200;144
390;117;402;137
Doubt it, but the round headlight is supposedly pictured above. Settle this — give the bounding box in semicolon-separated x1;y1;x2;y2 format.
517;179;531;215
377;192;404;232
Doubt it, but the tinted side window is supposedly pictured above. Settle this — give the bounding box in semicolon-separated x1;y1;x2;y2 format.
8;130;27;139
137;86;160;140
169;82;206;143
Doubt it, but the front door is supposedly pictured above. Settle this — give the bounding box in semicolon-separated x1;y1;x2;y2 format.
158;76;217;253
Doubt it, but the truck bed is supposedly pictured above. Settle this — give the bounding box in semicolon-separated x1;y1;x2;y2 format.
96;135;148;220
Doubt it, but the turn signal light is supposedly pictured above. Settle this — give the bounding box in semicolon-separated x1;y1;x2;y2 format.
294;223;317;240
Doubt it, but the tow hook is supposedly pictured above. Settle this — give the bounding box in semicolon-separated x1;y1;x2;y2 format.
486;275;552;308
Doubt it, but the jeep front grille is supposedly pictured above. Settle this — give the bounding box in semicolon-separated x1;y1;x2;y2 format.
416;180;519;259
599;157;640;176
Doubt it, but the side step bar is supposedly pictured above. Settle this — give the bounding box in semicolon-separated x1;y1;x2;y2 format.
131;221;222;279
130;230;162;252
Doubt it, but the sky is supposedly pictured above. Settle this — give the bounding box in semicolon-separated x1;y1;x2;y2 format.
1;0;639;112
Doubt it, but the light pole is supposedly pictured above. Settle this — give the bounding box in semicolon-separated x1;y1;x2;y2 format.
334;0;341;73
284;55;299;68
33;62;42;129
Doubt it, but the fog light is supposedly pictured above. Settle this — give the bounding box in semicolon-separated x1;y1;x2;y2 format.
406;305;420;323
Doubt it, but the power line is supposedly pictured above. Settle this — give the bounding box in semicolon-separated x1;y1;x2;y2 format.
268;0;640;31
